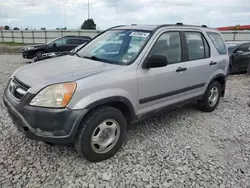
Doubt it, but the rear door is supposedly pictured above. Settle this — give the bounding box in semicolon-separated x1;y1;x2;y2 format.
182;31;213;90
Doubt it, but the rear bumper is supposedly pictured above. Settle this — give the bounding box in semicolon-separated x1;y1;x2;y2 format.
3;88;88;144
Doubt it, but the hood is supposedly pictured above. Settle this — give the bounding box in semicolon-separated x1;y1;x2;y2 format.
23;44;45;50
14;55;120;91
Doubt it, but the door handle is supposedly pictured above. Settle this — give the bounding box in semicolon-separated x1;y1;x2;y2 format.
209;61;217;66
176;67;187;72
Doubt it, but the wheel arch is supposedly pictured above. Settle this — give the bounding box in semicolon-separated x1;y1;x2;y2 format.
208;73;227;97
84;96;137;123
34;49;47;55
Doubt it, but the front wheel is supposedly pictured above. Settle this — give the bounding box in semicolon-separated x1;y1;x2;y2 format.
198;81;221;112
34;51;44;59
75;106;127;162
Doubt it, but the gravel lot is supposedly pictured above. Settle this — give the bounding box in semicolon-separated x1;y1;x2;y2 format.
0;54;250;188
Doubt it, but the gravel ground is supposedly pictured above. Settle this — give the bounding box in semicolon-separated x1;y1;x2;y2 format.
0;54;250;188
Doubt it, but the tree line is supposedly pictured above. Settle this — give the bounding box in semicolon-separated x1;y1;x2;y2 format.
3;19;97;31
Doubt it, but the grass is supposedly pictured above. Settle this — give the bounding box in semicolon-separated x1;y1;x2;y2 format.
0;42;24;46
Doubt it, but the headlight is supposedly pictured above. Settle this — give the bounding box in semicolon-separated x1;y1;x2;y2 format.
24;47;34;51
30;82;76;108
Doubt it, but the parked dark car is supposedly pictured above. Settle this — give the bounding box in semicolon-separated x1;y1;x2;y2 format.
33;42;87;62
22;36;91;59
226;41;250;73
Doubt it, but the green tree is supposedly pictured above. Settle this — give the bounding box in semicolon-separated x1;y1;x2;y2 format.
81;19;96;30
41;27;46;30
4;25;10;30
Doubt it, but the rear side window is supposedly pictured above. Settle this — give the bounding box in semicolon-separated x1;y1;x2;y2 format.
184;32;210;61
81;39;89;43
67;38;83;45
207;32;227;55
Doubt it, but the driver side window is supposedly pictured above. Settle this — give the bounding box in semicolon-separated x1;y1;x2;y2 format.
149;32;182;64
54;38;67;46
238;44;250;52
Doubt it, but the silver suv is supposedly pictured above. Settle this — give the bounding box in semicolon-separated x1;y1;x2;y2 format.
3;24;229;162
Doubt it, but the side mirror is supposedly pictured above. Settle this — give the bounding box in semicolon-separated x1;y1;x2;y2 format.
236;50;244;55
144;55;168;69
53;43;56;47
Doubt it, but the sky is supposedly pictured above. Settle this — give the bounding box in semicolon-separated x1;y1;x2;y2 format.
0;0;250;30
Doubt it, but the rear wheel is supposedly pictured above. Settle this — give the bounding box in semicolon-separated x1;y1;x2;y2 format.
198;81;221;112
75;106;127;162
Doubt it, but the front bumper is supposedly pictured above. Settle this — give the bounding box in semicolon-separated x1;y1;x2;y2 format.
3;88;88;144
22;50;34;59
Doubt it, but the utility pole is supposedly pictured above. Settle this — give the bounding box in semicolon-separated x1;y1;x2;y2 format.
65;8;67;28
88;0;90;19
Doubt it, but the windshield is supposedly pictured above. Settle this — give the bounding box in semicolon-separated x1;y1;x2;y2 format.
76;29;151;65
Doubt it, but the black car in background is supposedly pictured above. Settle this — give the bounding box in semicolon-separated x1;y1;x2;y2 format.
226;41;250;73
33;42;87;62
22;36;91;59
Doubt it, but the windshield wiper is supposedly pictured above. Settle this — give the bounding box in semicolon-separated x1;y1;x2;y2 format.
75;52;81;57
83;56;116;64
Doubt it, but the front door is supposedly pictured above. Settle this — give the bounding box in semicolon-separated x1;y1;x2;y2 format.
47;38;68;53
232;43;250;71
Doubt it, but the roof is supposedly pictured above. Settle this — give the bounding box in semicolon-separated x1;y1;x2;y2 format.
113;25;159;31
64;35;91;39
112;24;216;31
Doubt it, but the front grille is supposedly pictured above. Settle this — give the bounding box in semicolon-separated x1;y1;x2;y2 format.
9;77;30;100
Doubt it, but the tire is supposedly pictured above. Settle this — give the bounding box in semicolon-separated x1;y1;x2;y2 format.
228;65;232;74
34;51;44;59
198;81;221;112
42;141;53;146
75;106;127;162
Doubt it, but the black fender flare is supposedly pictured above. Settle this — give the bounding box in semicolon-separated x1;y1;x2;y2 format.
85;96;136;121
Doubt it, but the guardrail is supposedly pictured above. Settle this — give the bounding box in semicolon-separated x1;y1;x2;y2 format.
0;30;250;44
220;30;250;41
0;30;100;44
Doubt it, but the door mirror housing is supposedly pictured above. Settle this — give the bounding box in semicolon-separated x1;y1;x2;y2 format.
236;50;244;55
144;55;168;69
52;43;56;47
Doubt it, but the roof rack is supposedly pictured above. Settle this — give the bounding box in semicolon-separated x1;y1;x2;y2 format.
176;22;183;25
107;25;126;30
153;23;212;32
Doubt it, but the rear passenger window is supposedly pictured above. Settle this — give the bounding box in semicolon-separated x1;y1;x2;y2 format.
207;32;227;55
149;32;182;64
185;32;209;60
67;39;83;45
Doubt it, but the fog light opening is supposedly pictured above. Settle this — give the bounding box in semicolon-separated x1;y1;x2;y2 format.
23;126;29;132
36;128;54;136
